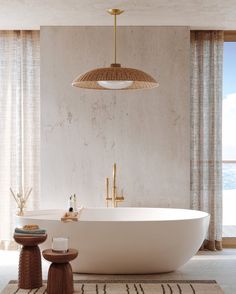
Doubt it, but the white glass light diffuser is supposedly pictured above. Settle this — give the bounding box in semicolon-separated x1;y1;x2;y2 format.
97;80;133;90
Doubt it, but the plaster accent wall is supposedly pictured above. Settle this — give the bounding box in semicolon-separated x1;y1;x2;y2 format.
40;26;190;209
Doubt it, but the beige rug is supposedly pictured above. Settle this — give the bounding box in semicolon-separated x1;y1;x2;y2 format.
2;280;224;293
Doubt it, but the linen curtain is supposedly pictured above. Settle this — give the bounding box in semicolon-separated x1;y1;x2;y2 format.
190;31;224;250
0;31;40;249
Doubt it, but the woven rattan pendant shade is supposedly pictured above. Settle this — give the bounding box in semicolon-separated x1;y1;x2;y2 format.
72;64;158;90
72;9;159;90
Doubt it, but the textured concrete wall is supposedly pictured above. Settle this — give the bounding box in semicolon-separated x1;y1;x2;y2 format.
40;26;190;209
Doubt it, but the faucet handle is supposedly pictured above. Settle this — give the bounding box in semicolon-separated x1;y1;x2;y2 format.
105;177;112;207
114;195;124;207
115;196;124;201
105;196;112;208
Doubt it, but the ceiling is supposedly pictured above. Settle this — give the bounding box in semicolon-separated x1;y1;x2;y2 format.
0;0;236;30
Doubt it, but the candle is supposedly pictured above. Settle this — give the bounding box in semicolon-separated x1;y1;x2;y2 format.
52;237;68;252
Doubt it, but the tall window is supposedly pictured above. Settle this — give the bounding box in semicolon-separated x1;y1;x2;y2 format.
222;40;236;237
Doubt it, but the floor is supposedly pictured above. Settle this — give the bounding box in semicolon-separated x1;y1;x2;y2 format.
0;249;235;294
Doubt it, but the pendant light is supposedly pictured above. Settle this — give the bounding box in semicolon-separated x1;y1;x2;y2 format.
72;9;159;90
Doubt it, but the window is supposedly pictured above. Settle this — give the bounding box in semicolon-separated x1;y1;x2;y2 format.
222;37;236;238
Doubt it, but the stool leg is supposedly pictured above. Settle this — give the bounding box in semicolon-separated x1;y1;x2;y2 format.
47;262;74;294
18;245;42;289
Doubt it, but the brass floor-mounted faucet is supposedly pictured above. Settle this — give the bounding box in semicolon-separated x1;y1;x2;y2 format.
105;163;124;207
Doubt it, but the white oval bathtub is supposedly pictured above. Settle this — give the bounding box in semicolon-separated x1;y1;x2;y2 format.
16;207;210;274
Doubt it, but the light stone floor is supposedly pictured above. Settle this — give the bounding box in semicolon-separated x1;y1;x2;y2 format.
0;249;236;294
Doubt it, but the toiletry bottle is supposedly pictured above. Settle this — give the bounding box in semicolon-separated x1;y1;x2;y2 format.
73;194;78;212
68;195;74;211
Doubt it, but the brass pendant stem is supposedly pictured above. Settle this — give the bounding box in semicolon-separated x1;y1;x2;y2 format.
107;9;124;65
114;14;117;64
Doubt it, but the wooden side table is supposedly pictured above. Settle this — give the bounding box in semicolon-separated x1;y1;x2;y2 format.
14;234;47;289
42;249;78;294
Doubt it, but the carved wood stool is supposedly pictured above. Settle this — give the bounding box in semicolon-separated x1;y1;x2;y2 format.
14;234;47;289
42;249;78;294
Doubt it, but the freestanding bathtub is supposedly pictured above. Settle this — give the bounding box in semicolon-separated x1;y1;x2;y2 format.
16;207;209;274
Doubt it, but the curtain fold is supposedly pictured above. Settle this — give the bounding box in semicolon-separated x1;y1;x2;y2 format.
190;31;224;250
0;31;40;249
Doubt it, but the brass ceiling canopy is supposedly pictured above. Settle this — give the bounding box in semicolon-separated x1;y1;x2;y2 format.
72;9;159;90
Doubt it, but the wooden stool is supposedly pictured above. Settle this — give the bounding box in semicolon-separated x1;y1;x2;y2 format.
14;234;47;289
42;249;78;294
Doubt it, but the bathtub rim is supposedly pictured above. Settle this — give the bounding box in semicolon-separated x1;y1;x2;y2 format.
16;207;210;222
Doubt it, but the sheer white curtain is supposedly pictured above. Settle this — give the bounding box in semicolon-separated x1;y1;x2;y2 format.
0;31;40;249
190;31;223;250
